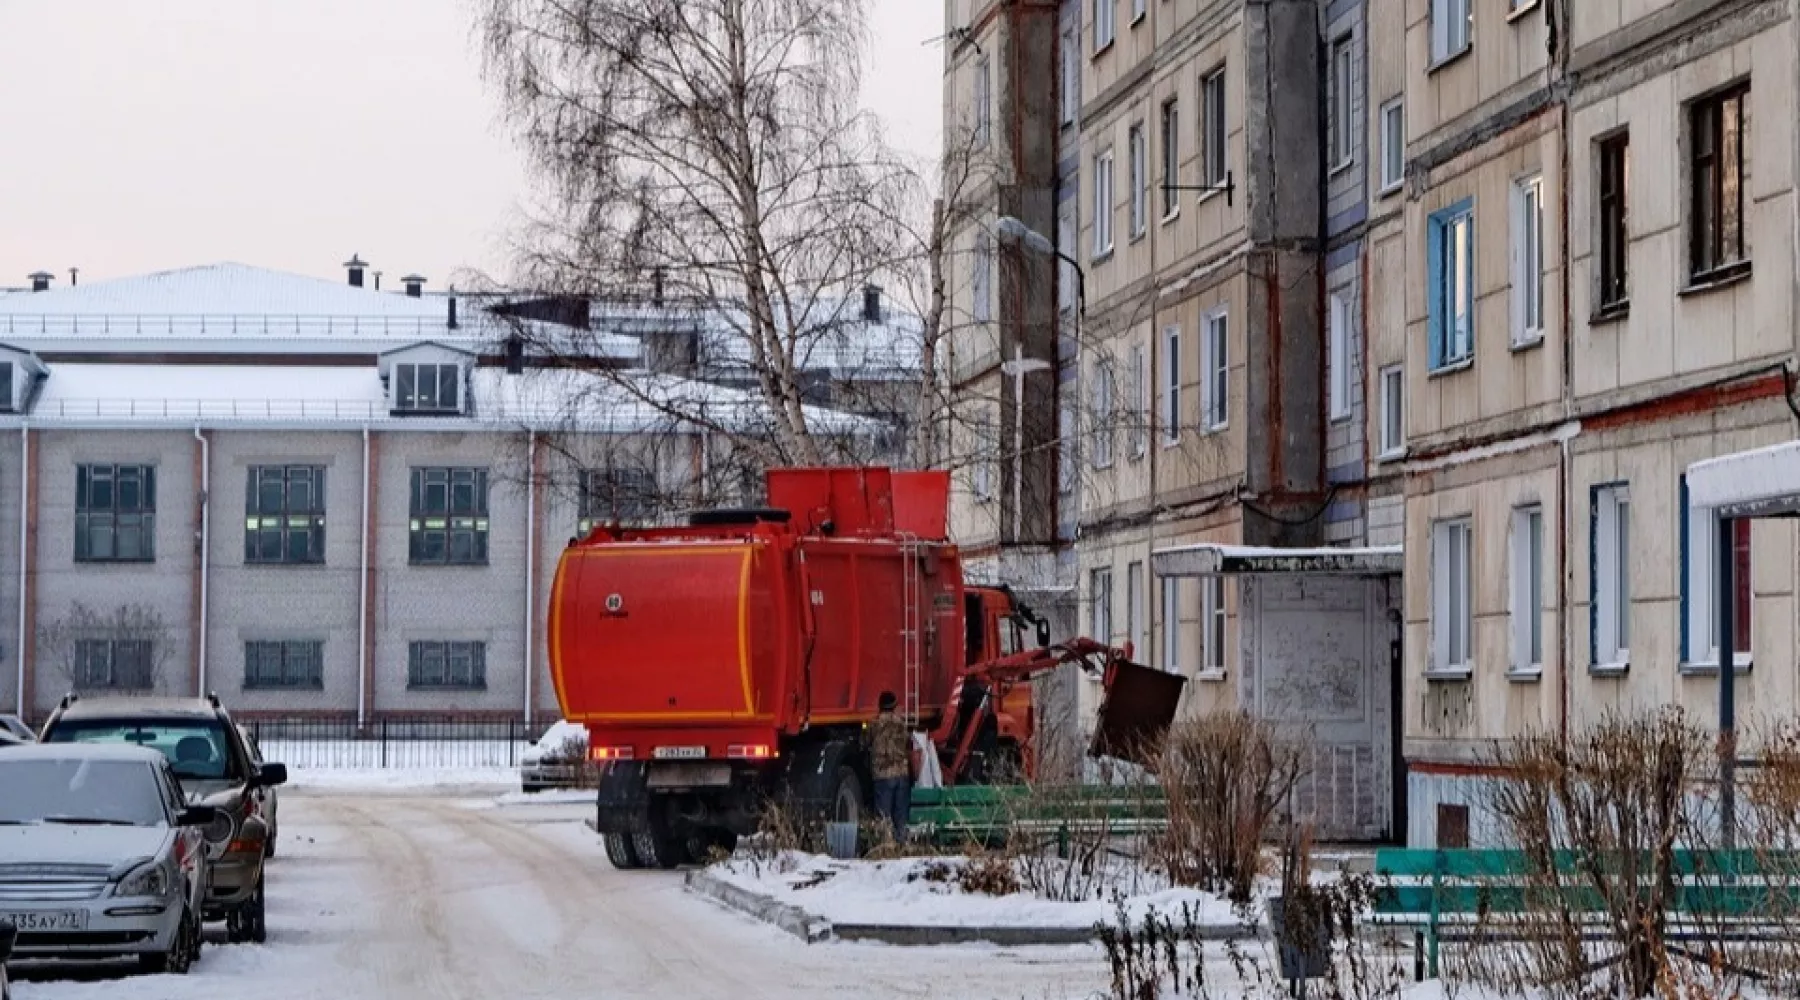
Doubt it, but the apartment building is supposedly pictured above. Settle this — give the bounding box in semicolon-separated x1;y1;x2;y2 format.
0;262;872;724
1401;0;1800;846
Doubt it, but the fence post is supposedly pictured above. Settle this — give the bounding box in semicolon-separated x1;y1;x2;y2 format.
380;718;388;770
1428;853;1442;979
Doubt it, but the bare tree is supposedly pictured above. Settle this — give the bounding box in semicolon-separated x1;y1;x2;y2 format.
38;603;175;696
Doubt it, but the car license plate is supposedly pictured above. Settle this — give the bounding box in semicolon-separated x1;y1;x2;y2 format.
652;745;706;760
4;910;88;931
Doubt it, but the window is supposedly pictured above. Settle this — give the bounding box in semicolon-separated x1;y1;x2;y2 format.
1131;0;1146;22
1509;508;1543;674
245;465;325;564
1329;36;1354;169
1689;84;1750;282
1379;98;1404;193
1060;30;1079;125
0;362;13;412
1129;343;1149;458
1059;398;1078;494
392;363;462;414
1511;175;1545;346
1328;294;1351;419
409;467;490;565
1160;99;1180;218
1202;309;1228;430
972;232;994;323
1683;481;1752;668
974;416;997;503
1126;561;1145;659
244;640;324;691
1091;360;1115;469
1378;365;1404;457
1094;0;1115;52
1430;518;1473;674
1161;578;1181;672
1090;568;1113;642
973;57;992;148
407;641;487;691
1427;200;1475;370
73;640;154;692
1592;485;1631;668
1200;68;1227;188
1430;0;1472;63
1092;150;1115;257
1128;123;1148;238
1200;576;1226;676
75;464;156;562
579;466;657;533
1162;324;1181;445
1597;133;1630;312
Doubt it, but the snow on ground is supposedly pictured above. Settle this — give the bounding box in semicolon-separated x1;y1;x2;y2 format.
712;850;1254;929
281;766;520;793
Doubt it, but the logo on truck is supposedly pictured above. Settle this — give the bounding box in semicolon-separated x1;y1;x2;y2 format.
605;593;625;614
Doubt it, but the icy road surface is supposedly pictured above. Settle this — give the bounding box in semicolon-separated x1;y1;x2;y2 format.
10;789;1109;1000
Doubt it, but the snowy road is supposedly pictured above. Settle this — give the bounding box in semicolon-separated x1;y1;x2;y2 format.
11;788;1110;1000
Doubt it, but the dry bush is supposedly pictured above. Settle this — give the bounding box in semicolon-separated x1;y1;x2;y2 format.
1155;712;1305;904
957;851;1023;897
1006;772;1163;903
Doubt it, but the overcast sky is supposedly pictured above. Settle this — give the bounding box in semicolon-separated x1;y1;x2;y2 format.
0;1;944;290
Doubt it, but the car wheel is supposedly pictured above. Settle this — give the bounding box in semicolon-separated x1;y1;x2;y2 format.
227;871;268;944
141;903;195;975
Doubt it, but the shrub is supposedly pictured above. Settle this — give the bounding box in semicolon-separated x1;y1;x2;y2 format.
1155;712;1305;904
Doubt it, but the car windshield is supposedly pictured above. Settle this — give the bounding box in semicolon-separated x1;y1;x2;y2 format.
0;758;167;826
45;720;240;781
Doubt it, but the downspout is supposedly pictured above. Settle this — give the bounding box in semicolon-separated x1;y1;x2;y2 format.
192;426;210;697
1554;0;1573;747
358;425;371;729
523;429;536;725
15;424;27;715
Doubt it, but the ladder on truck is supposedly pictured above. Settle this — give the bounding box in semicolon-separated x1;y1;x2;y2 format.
897;533;924;726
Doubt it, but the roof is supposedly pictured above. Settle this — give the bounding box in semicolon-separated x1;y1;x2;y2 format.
1152;543;1404;577
0;742;171;765
695;303;923;378
51;696;224;722
1686;440;1800;518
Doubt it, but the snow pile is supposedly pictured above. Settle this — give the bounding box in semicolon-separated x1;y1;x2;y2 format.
284;766;519;792
710;852;1252;930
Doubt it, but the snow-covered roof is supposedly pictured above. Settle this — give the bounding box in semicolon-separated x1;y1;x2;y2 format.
695;303;923;378
1687;440;1800;517
1152;543;1404;577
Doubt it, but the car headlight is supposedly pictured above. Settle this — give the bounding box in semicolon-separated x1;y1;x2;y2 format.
117;861;170;898
204;811;236;845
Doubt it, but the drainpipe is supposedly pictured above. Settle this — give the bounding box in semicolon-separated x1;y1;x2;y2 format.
192;426;210;697
358;425;371;729
523;429;536;725
15;424;27;715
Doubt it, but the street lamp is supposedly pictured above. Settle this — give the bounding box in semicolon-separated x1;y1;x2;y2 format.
995;216;1085;318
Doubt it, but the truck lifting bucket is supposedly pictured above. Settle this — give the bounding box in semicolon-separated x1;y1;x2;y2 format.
1089;658;1187;770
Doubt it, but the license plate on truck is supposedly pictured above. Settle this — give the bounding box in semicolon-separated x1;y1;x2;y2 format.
652;745;707;759
4;910;87;931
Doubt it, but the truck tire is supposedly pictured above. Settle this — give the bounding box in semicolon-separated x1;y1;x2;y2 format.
632;826;685;869
602;832;642;870
828;765;863;826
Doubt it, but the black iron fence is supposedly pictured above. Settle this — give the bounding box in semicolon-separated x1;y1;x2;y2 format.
242;717;545;770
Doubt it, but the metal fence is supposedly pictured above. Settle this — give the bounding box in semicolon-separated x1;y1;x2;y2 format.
242;717;540;770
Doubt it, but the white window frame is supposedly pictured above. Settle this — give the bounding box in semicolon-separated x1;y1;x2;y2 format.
1128;123;1148;238
1378;364;1405;458
972;232;994;323
973;57;992;149
973;417;997;503
1200;67;1227;189
1594;485;1631;669
1430;0;1472;65
1509;506;1544;676
1061;30;1079;125
1161;577;1181;673
1091;567;1114;643
1379;98;1404;194
1127;561;1146;660
1202;308;1228;431
1160;98;1181;220
1685;498;1754;670
1130;343;1149;459
1091;360;1115;469
1328;294;1351;421
1510;174;1545;347
1440;207;1475;365
1094;0;1116;53
1199;575;1227;677
1430;517;1474;675
1329;35;1355;171
1161;324;1181;446
1093;150;1115;258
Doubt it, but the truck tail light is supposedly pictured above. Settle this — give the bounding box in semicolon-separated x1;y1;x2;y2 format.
589;745;634;761
727;744;775;760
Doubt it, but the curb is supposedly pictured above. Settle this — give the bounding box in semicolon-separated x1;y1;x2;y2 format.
684;869;834;943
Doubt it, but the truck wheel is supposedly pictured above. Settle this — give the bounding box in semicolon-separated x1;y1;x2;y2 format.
602;832;642;870
631;814;686;870
829;766;863;826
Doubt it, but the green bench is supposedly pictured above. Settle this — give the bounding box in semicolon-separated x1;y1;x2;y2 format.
1372;848;1800;979
908;784;1168;850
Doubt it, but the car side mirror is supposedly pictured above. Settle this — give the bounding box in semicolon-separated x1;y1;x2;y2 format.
177;804;220;828
256;762;289;788
1036;621;1051;648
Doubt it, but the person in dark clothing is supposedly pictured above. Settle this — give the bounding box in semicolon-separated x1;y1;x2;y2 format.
868;691;911;842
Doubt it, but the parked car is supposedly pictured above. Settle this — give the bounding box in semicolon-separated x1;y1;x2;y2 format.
0;743;216;974
520;719;590;792
38;695;286;944
236;725;280;858
0;716;32;743
1;918;13;999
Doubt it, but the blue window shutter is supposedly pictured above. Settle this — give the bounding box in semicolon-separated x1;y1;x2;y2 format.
1588;484;1601;668
1678;475;1689;662
1426;216;1445;370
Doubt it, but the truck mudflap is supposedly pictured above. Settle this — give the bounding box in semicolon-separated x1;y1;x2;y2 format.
1089;657;1187;770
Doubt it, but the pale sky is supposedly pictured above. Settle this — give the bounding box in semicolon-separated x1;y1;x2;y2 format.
0;1;944;290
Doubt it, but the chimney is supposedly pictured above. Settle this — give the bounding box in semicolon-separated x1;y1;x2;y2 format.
402;274;427;298
28;271;53;293
68;267;79;287
651;267;665;307
373;270;383;292
447;295;459;330
343;254;368;288
862;284;882;322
